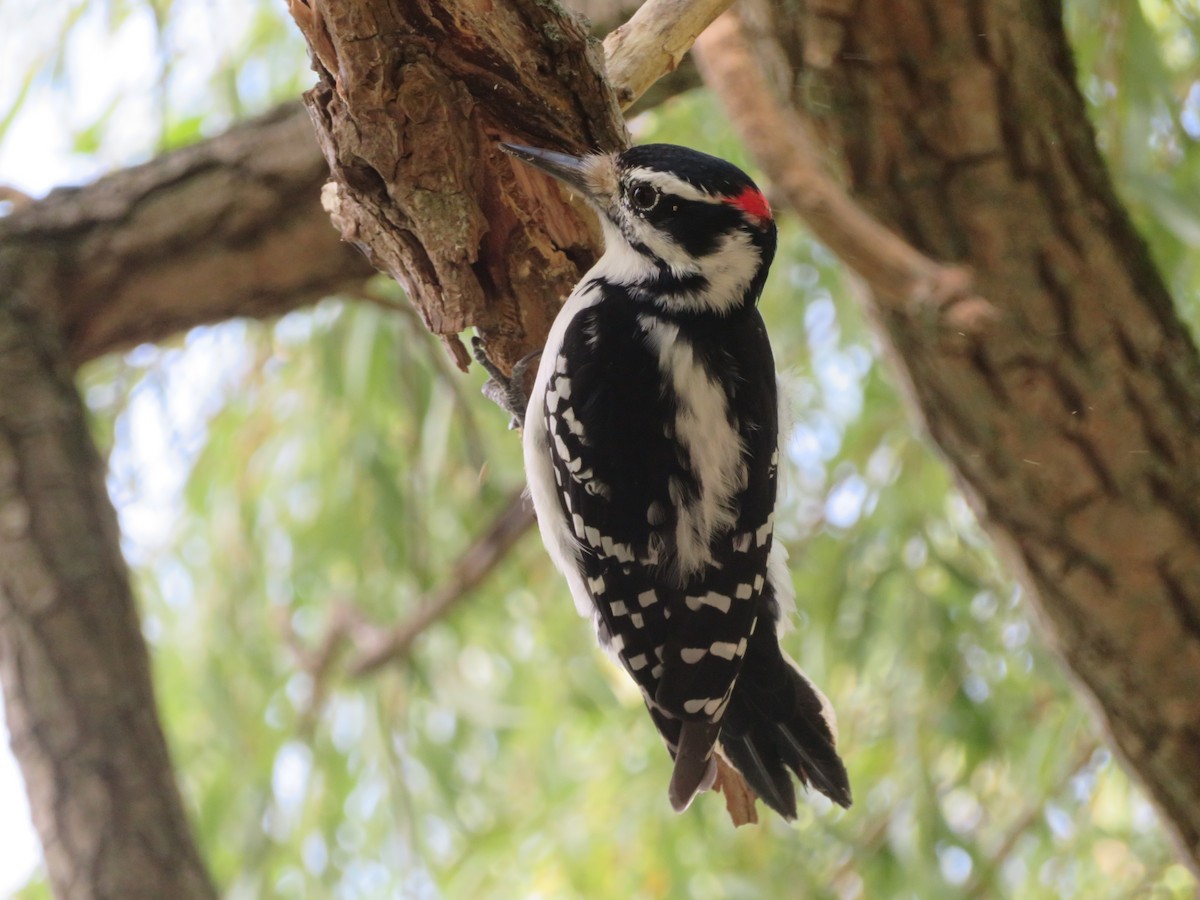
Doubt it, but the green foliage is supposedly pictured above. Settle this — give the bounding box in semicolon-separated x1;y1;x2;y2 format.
7;0;1200;897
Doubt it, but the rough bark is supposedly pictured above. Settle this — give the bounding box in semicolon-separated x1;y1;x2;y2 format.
0;301;215;895
699;1;1200;873
0;103;374;366
288;0;628;373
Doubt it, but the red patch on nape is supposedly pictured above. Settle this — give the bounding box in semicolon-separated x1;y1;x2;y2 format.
725;186;772;223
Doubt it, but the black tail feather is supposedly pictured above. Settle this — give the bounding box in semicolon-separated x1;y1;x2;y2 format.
720;727;798;817
719;625;851;818
774;721;851;808
668;721;721;812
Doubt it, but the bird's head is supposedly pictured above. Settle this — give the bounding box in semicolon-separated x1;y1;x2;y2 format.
502;142;777;317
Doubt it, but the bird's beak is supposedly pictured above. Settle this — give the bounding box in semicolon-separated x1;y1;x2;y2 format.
500;143;594;199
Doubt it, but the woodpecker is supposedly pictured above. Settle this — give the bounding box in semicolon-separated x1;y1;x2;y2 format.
499;141;851;819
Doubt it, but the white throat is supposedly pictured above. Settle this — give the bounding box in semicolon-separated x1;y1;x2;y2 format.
592;219;763;316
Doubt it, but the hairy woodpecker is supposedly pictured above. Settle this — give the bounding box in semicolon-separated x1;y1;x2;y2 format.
502;142;851;819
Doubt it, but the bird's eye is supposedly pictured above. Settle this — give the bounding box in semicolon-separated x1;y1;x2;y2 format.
628;184;659;212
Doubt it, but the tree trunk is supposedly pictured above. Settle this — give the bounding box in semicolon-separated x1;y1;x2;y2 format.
0;302;215;897
698;0;1200;873
0;103;374;896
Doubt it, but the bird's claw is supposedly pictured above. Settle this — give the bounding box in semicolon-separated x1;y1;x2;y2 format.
471;336;540;430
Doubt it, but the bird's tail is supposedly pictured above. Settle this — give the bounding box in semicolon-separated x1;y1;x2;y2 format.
717;624;851;818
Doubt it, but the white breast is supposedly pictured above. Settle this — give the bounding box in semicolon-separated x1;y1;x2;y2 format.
638;316;747;579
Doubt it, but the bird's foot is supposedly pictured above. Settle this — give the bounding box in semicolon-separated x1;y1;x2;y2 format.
471;336;540;430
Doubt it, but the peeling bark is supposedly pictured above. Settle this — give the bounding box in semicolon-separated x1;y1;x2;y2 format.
290;0;628;373
700;0;1200;873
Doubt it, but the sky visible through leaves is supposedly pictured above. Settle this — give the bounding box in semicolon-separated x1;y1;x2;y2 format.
2;1;1200;897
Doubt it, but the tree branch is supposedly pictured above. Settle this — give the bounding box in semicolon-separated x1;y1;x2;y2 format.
0;2;739;889
693;13;994;335
290;0;733;376
348;490;535;677
602;0;733;110
0;0;719;373
0;103;374;366
0;292;215;897
571;0;705;114
291;0;627;375
279;491;534;692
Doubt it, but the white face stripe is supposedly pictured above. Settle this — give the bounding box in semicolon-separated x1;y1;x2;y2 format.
595;218;662;283
621;167;722;205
